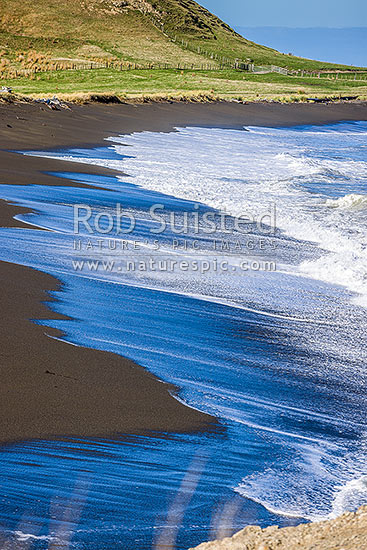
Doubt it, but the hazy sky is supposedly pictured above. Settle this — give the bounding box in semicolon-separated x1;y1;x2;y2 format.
199;0;367;28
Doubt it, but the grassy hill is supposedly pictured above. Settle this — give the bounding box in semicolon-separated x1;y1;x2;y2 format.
0;0;360;70
0;0;366;101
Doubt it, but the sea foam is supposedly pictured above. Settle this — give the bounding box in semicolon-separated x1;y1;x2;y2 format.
25;123;367;306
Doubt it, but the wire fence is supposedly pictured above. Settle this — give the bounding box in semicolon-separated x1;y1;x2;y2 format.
5;59;367;81
3;34;367;81
7;59;221;78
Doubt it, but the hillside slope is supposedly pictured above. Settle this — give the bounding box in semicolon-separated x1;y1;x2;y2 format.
0;0;356;70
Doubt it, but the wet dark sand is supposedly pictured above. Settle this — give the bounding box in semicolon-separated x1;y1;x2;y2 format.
1;100;366;444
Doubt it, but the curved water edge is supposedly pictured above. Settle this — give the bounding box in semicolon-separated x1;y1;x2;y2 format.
0;121;366;548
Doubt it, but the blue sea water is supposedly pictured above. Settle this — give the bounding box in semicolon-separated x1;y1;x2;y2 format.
0;122;366;549
234;27;367;68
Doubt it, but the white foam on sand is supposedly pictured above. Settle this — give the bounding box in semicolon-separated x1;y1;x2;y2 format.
330;475;367;518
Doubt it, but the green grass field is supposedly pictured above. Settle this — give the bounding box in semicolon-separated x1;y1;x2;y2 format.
1;0;366;102
2;68;367;102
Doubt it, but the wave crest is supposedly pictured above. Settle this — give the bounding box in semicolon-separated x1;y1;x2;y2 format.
325;194;367;210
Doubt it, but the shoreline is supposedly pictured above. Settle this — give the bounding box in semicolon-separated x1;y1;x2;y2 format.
0;260;217;445
1;101;367;445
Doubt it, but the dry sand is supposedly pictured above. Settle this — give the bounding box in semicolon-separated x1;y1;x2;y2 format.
191;505;367;550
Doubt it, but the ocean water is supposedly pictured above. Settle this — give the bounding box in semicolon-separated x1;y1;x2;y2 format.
0;121;366;549
234;27;367;67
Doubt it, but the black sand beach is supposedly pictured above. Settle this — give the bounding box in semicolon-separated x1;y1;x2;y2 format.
1;100;367;445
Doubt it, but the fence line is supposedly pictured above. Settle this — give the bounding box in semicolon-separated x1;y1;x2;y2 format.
289;69;367;80
9;60;221;77
149;21;367;78
5;57;367;81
